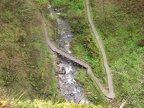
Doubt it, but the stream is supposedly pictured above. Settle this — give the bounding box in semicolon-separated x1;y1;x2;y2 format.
48;5;90;104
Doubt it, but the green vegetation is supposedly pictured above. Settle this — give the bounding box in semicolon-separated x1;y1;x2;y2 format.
0;0;58;101
0;98;103;108
52;0;143;107
90;0;144;107
74;68;106;105
12;100;103;108
0;0;143;107
52;0;108;105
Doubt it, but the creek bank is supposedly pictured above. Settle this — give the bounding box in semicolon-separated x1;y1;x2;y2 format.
56;16;90;104
48;5;90;104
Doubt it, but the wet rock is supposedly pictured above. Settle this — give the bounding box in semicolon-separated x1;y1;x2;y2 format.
59;68;66;74
50;8;90;104
70;93;74;96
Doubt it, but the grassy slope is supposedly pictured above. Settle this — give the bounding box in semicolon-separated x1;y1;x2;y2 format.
0;1;104;107
0;0;58;101
2;0;141;107
0;99;103;108
90;0;144;107
52;0;144;107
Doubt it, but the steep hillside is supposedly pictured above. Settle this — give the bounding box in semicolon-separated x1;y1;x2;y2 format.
90;0;144;107
52;0;111;106
51;0;143;107
0;0;105;107
0;0;143;107
0;0;58;100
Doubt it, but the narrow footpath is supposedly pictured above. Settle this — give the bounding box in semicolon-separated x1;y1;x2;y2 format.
40;2;115;98
86;0;115;98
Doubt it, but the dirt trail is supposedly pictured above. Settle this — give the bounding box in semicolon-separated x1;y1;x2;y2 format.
86;0;115;98
40;5;115;98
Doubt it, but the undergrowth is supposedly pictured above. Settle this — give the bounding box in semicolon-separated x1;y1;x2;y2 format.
0;0;58;101
0;98;103;108
52;0;144;107
90;0;144;107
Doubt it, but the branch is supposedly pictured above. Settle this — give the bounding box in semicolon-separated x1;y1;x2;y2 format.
120;101;126;108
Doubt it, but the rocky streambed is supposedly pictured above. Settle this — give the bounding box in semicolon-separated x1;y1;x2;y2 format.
56;19;89;104
48;5;90;104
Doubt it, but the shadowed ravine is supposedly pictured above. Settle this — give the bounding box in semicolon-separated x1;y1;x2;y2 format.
40;0;115;99
55;18;90;103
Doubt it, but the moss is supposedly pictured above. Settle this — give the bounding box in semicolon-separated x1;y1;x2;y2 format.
0;0;58;100
90;0;144;107
11;99;103;108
